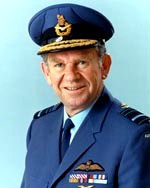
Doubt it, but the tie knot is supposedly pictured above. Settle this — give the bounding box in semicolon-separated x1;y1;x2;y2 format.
63;119;74;132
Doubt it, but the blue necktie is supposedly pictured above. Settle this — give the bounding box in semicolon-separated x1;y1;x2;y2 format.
61;119;74;160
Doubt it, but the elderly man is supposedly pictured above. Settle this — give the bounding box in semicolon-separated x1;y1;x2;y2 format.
21;3;150;188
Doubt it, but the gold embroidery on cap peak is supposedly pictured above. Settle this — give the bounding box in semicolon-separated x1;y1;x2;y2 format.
55;14;72;36
38;39;97;54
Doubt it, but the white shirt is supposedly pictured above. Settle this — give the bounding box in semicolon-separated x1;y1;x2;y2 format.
63;101;96;143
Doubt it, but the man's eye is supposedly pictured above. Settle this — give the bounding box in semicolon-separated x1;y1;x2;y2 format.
55;63;64;68
79;61;86;65
78;61;88;67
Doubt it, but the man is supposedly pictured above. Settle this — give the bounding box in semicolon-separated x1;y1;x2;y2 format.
21;3;150;188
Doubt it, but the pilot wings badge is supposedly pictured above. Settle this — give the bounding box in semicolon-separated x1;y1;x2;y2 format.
75;160;104;172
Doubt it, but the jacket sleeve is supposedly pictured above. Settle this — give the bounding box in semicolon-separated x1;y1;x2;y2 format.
118;124;150;188
20;120;35;188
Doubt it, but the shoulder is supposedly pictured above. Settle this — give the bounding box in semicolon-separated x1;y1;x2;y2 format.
106;102;150;141
33;102;63;119
101;88;149;126
118;103;150;126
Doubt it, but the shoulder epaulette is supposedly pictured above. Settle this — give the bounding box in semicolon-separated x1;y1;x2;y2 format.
120;105;150;125
33;102;62;119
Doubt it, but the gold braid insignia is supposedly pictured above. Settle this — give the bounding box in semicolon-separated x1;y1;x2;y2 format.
38;39;98;54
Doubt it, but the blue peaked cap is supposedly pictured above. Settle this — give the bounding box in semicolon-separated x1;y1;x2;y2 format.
28;3;114;55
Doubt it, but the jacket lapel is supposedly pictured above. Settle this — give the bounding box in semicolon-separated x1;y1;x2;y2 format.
44;106;63;177
51;88;113;186
51;119;95;186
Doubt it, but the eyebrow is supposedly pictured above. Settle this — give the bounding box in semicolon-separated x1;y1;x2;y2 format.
47;51;92;64
80;54;88;59
48;57;64;64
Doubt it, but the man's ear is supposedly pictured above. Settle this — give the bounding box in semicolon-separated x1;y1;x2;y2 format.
41;62;52;85
101;54;112;80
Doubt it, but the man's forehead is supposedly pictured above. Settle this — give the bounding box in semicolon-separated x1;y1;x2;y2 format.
47;48;97;61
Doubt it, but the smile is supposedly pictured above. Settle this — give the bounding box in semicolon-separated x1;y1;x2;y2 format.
65;86;85;91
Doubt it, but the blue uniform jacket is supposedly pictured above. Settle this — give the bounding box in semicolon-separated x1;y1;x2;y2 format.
21;88;150;188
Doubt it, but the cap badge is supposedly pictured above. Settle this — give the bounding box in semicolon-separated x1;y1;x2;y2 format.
75;160;105;172
55;14;72;37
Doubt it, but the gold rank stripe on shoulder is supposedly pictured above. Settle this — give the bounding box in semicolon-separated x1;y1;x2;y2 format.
120;107;150;125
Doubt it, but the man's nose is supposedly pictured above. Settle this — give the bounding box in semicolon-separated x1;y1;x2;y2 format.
64;64;80;81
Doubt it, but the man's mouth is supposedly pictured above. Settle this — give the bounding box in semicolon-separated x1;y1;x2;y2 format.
64;86;85;91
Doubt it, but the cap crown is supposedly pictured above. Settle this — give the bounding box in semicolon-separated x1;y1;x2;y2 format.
28;3;114;54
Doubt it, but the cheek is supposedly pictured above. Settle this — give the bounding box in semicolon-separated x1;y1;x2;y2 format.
86;68;102;85
49;74;61;88
47;76;52;86
41;64;53;86
44;72;52;86
46;69;59;86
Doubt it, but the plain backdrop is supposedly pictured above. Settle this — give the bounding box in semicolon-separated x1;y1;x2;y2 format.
0;0;149;187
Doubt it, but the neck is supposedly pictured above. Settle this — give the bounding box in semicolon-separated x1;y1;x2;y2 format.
65;94;103;117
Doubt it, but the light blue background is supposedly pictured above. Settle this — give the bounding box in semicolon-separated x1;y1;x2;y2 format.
0;0;149;187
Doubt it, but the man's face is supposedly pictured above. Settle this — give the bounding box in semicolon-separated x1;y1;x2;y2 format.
41;48;111;116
